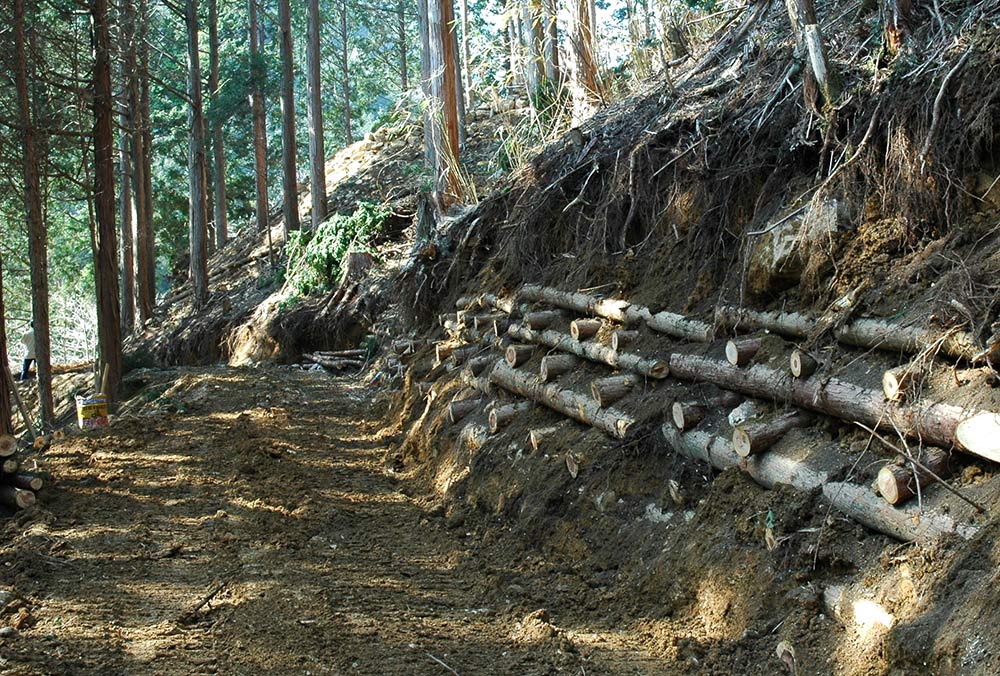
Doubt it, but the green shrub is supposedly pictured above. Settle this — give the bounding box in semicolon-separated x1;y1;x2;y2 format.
284;202;389;296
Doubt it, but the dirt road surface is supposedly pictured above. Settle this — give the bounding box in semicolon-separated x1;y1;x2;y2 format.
0;367;672;675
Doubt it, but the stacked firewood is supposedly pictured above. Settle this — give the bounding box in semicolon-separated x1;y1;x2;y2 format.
0;434;45;511
404;284;999;544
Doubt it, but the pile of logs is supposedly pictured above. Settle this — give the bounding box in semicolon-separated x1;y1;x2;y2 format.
303;349;370;371
405;282;999;543
0;434;45;512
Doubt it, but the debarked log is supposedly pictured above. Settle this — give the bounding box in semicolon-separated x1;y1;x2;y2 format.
509;325;670;379
490;362;636;439
661;424;977;542
667;353;1000;463
714;305;981;361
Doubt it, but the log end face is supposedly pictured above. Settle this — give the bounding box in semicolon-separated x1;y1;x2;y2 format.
876;465;904;505
732;427;752;457
725;340;739;366
0;435;15;456
956;412;1000;463
671;402;685;430
649;361;670;379
882;371;902;402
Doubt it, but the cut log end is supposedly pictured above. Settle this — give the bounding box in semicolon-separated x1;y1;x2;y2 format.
2;459;18;474
726;338;760;367
732;427;753;457
505;344;535;368
611;330;639;352
955;412;1000;463
528;426;560;452
877;465;911;505
448;398;483;424
0;486;36;510
0;435;15;457
570;319;602;341
882;368;913;402
790;350;818;379
672;402;706;431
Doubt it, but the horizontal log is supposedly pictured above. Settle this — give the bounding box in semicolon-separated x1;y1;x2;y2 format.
715;305;982;361
391;338;426;354
539;354;578;382
434;343;455;365
611;330;639;352
671;401;706;431
789;349;818;378
472;313;506;332
525;310;565;330
509;325;670;379
726;338;760;367
456;293;518;315
460;366;493;396
314;348;368;359
490;362;635;438
732;411;811;458
667;352;1000;463
12;473;43;492
448;397;484;424
0;486;35;510
877;448;952;505
520;284;713;341
882;366;918;402
661;424;977;542
590;375;636;407
505;344;535;368
449;345;481;366
467;354;494;377
302;354;364;370
489;401;534;433
0;435;15;457
528;426;561;452
570;318;602;341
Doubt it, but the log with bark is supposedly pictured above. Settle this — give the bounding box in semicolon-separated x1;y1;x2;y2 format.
877;448;952;505
519;284;713;341
448;397;485;423
467;354;494;377
528;425;561;451
391;338;426;354
661;424;977;542
789;349;818;378
667;352;1000;463
12;473;43;492
570;318;602;341
490;362;636;438
434;343;456;365
539;354;579;382
590;375;636;407
726;338;761;367
611;330;639;351
509;325;670;379
489;401;534;433
0;434;14;457
0;485;35;510
472;313;506;332
882;365;919;402
314;348;368;359
525;310;565;330
449;344;481;366
303;354;364;371
1;459;18;474
459;422;490;450
671;401;706;431
714;305;982;361
455;293;518;315
505;344;536;368
732;410;811;457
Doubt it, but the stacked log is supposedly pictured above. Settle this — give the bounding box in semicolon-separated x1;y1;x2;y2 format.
520;284;713;341
303;353;365;371
448;397;485;424
570;319;602;341
732;411;811;457
505;344;535;368
877;448;953;505
714;305;981;361
539;354;578;382
528;426;561;451
525;310;565;331
789;350;818;378
490;362;636;439
666;353;1000;463
590;375;636;407
661;424;977;542
725;338;760;367
611;330;639;351
508;325;669;379
489;401;534;433
0;434;44;511
455;293;518;315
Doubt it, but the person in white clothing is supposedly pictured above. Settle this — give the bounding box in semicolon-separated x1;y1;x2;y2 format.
19;322;34;381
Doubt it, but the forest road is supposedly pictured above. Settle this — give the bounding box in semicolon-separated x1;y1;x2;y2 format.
0;366;630;675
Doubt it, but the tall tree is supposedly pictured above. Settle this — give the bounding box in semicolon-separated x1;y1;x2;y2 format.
542;0;560;83
522;0;545;97
426;0;463;200
338;0;354;145
306;0;328;227
14;0;54;427
418;0;435;168
278;0;300;234
571;0;600;120
185;0;210;305
208;0;228;248
398;0;409;90
118;6;136;335
133;0;155;322
459;0;472;107
92;0;124;397
0;256;12;437
248;0;270;249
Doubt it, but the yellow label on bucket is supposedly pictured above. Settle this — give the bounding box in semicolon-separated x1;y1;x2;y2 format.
76;395;109;430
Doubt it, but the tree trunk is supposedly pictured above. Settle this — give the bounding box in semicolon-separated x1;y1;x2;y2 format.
571;0;600;118
522;0;546;98
490;362;635;438
186;0;210;307
417;0;436;168
339;0;354;145
0;257;11;436
306;0;328;228
427;0;463;200
93;0;124;399
14;0;54;427
131;0;155;323
209;0;229;247
881;0;912;55
542;0;560;82
398;0;409;90
278;0;300;234
248;0;271;252
459;0;472;107
117;10;136;335
508;324;670;378
668;352;1000;463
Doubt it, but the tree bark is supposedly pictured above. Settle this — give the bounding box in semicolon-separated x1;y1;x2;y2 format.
305;0;328;228
248;0;271;253
14;0;54;427
732;410;811;457
209;0;229;247
725;338;760;367
522;0;546;98
186;0;210;307
489;401;534;433
338;0;354;145
591;374;636;407
398;0;409;90
0;258;11;436
539;354;578;382
490;362;635;438
459;0;472;107
92;0;124;399
427;0;463;200
132;0;155;322
570;318;602;341
668;352;1000;463
525;310;565;330
117;10;136;335
509;324;670;378
542;0;560;82
571;0;600;118
417;0;436;168
279;0;300;234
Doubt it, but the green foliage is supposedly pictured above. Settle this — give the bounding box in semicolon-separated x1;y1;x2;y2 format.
284;202;389;296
